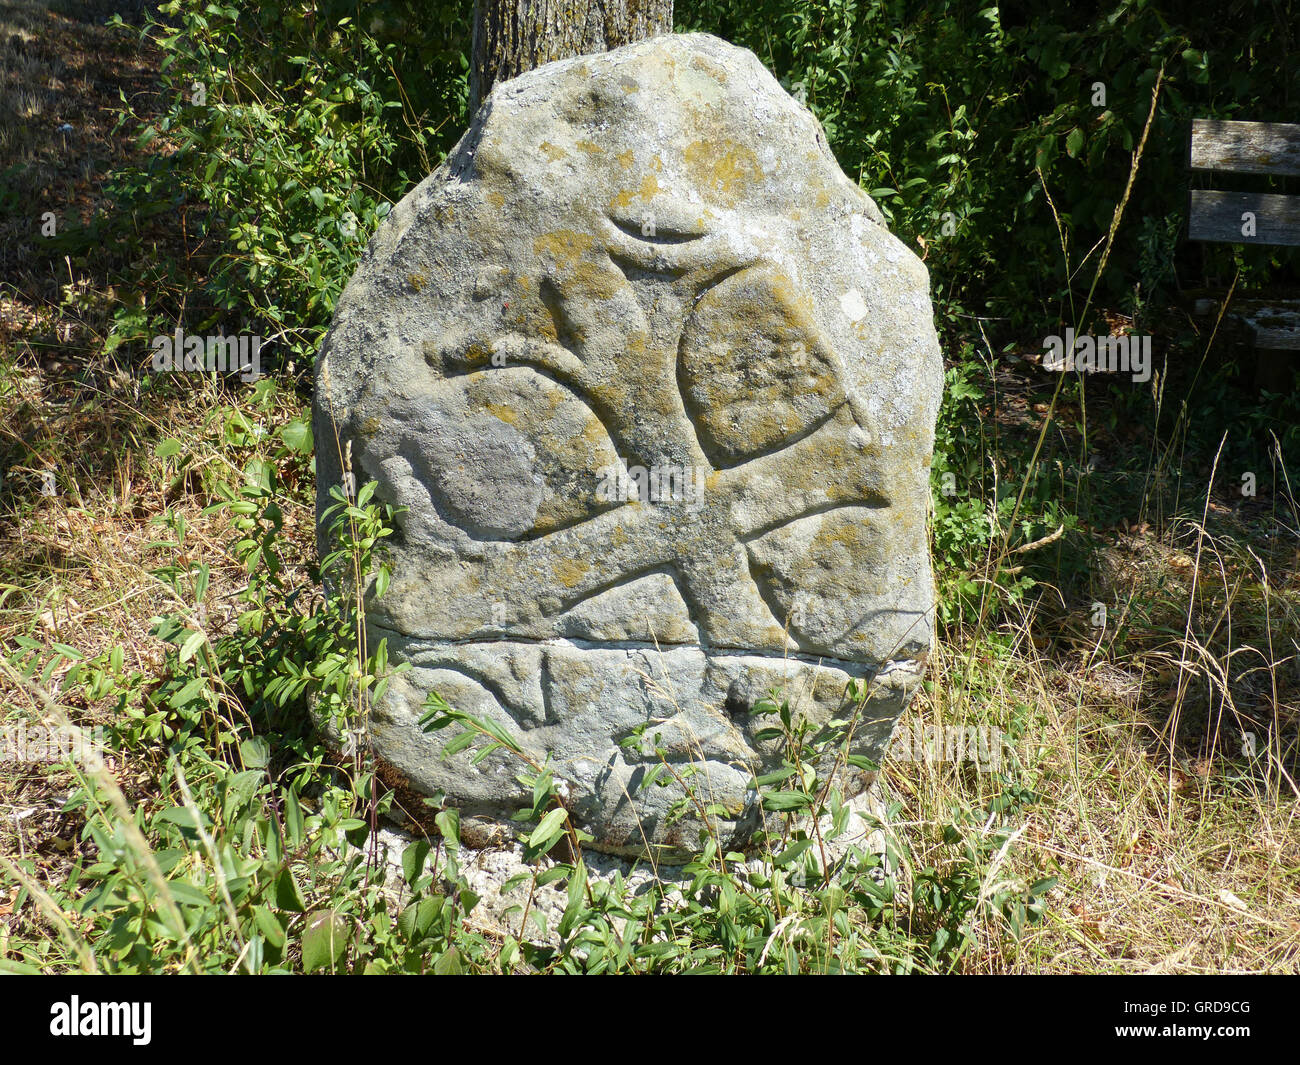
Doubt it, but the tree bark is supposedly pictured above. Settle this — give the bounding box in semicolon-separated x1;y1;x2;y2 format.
470;0;674;112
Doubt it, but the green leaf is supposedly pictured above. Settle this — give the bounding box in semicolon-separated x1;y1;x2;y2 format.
167;880;211;907
253;905;286;949
535;865;569;888
528;807;568;850
410;895;444;938
240;736;270;769
193;563;209;602
1065;127;1084;158
279;417;313;455
155;805;211;830
439;730;476;759
301;909;349;972
1028;876;1058;897
434;808;460;849
283;789;304;848
243;458;274;493
754;766;797;787
473;716;520;754
178;629;206;662
761;791;812;812
558;860;588;938
401;840;430;887
274;868;307;913
774;838;816;867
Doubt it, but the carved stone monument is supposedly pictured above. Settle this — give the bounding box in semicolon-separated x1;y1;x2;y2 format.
314;33;943;858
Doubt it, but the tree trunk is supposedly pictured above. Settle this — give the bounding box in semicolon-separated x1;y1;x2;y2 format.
470;0;674;112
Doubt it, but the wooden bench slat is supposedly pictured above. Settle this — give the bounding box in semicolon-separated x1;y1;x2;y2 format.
1187;120;1300;377
1188;190;1300;246
1190;119;1300;176
1236;301;1300;351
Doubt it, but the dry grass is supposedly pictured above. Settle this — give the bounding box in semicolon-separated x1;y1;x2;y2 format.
889;574;1300;973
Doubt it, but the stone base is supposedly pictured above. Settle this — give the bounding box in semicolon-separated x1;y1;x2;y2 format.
369;778;897;947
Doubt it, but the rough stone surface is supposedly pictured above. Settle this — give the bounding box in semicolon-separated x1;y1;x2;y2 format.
314;33;943;859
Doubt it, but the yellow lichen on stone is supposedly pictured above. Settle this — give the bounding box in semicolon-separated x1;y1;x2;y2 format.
532;230;595;273
810;514;869;557
577;414;609;449
608;173;661;211
524;306;559;342
551;257;624;302
554;557;589;588
690;53;729;83
683;139;761;205
538;141;567;161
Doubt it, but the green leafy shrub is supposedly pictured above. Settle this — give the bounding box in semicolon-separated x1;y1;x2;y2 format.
683;0;1294;339
98;0;471;366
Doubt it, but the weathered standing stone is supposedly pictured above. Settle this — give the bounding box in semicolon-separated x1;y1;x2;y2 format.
314;33;943;859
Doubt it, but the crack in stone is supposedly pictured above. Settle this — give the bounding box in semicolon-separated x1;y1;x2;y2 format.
368;621;921;674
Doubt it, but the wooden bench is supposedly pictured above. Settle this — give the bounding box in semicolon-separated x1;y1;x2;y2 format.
1188;119;1300;388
